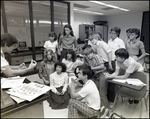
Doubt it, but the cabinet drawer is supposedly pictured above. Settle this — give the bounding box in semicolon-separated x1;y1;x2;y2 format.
11;57;24;65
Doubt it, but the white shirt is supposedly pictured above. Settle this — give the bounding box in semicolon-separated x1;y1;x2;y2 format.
1;49;9;72
108;37;125;60
116;57;144;73
96;41;112;62
78;80;100;110
50;72;68;93
44;40;58;53
62;59;83;73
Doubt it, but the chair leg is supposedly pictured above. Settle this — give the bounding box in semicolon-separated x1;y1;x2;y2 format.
144;97;148;111
120;95;123;103
139;100;142;118
112;93;119;110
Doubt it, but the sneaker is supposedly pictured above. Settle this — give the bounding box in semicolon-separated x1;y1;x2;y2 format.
128;99;133;104
134;100;139;104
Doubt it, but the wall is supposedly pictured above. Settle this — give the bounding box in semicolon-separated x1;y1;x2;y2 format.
105;12;143;42
73;13;105;39
73;12;143;42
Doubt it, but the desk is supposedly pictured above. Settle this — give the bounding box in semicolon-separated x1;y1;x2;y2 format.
1;78;50;118
107;79;145;91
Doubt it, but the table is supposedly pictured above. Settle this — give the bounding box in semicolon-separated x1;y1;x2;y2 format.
1;78;50;118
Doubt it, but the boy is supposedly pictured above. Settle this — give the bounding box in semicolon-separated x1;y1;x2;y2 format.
83;45;109;108
68;64;100;118
88;32;115;74
106;48;144;104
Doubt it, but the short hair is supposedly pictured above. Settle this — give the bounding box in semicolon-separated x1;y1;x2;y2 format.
130;28;140;39
54;61;67;72
110;27;121;37
65;49;76;62
115;48;129;59
63;24;74;36
126;28;132;33
77;64;93;79
49;32;57;41
1;33;18;47
82;45;93;55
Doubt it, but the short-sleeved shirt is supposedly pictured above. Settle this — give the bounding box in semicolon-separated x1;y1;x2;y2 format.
78;80;100;110
59;35;76;50
84;54;106;74
1;49;9;72
108;37;126;60
125;39;145;56
95;41;112;62
44;40;58;53
116;57;144;73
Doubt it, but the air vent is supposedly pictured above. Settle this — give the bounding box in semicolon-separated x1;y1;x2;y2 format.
101;7;114;10
74;3;89;9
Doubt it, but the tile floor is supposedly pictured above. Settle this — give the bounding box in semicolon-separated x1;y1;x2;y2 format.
26;72;149;118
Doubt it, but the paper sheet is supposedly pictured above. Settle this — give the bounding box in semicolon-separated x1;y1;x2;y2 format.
113;78;146;86
1;76;26;89
7;82;52;101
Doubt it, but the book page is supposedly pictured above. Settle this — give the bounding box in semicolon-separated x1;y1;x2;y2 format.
126;78;146;86
112;79;127;83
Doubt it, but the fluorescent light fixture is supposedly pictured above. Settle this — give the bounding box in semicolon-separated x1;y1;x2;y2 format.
90;1;130;11
39;21;51;24
25;20;37;24
74;8;104;15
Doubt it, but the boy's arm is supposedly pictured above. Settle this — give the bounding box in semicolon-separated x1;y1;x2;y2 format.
69;79;82;99
91;63;105;70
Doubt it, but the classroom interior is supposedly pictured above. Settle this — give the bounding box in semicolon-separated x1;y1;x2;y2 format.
1;1;149;118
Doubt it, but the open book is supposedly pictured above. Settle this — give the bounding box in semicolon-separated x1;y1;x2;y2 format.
112;78;146;86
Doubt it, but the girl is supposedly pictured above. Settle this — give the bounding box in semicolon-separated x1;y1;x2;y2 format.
62;49;83;77
125;28;146;65
58;24;78;61
44;32;58;60
38;49;56;85
49;62;70;109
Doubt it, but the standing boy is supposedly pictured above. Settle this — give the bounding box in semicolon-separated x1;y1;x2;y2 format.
83;45;108;108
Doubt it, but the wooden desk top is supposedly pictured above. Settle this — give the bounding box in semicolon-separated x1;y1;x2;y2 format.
1;78;50;117
107;79;146;91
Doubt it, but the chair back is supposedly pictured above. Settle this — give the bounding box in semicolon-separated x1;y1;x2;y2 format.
118;72;147;100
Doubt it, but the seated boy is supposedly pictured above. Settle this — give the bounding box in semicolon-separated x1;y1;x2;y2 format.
83;45;109;108
68;64;100;118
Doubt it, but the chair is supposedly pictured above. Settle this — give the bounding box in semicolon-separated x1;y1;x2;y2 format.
143;53;149;73
113;71;148;118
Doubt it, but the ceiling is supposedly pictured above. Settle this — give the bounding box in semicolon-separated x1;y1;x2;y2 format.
68;1;149;16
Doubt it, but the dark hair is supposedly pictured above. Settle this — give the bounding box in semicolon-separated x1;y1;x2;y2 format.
77;64;93;79
54;61;67;72
83;45;93;55
126;28;132;33
110;27;121;37
115;48;129;59
44;49;56;63
130;28;140;39
63;24;74;36
49;32;57;41
65;49;76;62
1;33;18;47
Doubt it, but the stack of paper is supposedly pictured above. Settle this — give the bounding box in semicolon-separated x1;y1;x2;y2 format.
1;76;25;89
6;82;52;102
113;78;146;86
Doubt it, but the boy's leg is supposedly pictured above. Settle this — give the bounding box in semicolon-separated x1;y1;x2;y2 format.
98;73;109;108
68;99;99;118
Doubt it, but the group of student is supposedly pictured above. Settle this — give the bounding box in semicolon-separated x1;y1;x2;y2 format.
1;24;146;118
38;24;146;118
